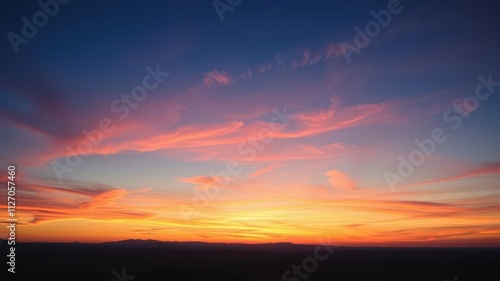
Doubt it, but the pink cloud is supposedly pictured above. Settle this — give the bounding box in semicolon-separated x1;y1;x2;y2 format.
325;169;357;190
415;163;500;186
249;163;279;179
297;143;346;155
202;69;233;88
297;145;325;155
278;101;390;139
30;93;404;166
294;95;340;126
208;42;344;83
177;175;219;185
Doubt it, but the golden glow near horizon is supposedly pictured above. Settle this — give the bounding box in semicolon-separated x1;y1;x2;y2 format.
6;168;500;246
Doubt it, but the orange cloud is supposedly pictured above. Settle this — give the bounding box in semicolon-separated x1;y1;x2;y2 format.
79;189;129;209
0;177;153;225
325;169;357;190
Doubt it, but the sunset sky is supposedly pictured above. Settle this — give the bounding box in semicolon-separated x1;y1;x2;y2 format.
1;0;500;246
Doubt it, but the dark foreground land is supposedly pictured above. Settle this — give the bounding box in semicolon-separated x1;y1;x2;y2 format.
2;240;500;281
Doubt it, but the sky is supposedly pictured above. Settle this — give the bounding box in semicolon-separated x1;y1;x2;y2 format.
0;0;500;246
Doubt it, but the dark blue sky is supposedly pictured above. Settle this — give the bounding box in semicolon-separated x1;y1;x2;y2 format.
1;0;500;245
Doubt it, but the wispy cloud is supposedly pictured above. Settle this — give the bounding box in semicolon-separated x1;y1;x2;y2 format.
202;69;233;88
415;163;500;186
0;176;153;225
178;175;218;185
325;169;357;190
249;163;279;179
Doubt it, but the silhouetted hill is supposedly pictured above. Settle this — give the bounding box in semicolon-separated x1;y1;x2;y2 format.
3;240;500;281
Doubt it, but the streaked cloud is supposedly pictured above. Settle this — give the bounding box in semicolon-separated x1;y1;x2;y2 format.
202;69;234;88
325;169;357;190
